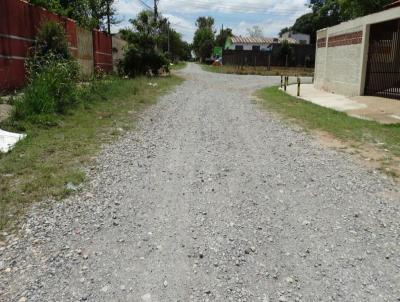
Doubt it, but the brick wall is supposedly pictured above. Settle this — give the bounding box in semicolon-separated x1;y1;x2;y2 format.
314;25;365;96
317;37;327;48
327;31;363;47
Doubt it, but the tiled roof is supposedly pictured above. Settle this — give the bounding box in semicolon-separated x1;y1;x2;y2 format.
230;36;297;45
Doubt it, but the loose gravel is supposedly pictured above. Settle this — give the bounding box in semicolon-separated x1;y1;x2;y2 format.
1;63;399;302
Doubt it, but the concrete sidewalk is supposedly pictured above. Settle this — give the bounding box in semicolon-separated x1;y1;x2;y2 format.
285;84;400;124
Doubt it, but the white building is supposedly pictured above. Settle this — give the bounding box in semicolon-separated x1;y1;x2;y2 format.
225;36;297;51
281;31;310;44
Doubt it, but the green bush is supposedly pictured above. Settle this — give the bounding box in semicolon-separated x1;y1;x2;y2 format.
12;21;80;124
13;58;79;122
27;21;71;78
118;46;169;77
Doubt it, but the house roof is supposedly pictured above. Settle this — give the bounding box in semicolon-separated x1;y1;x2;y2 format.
385;0;400;9
230;36;297;45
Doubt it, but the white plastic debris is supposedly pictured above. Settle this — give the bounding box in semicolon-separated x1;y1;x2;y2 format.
0;129;26;153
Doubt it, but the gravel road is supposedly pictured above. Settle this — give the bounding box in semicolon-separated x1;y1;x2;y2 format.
1;63;400;302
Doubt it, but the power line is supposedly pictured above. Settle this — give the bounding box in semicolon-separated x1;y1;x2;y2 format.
136;0;152;10
163;0;309;15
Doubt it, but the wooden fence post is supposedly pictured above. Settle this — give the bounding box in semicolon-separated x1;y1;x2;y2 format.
284;76;287;91
297;77;301;96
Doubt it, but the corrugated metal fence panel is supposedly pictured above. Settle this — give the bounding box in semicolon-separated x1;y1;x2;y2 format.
77;27;94;76
222;44;315;68
0;0;78;90
0;0;33;89
112;36;127;72
93;30;113;73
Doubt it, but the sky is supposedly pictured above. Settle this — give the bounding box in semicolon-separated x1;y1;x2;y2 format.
112;0;312;42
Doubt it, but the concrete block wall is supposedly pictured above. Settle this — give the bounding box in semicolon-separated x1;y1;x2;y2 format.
314;30;327;89
315;25;364;96
314;5;400;97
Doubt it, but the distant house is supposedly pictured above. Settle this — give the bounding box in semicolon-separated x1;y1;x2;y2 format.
281;31;310;44
225;36;296;51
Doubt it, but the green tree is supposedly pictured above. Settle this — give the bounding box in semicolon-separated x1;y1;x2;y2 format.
279;27;291;37
120;10;166;52
279;39;293;67
215;27;233;48
192;16;215;62
118;10;170;76
159;27;191;61
29;0;118;32
339;0;392;19
280;0;391;44
196;17;215;30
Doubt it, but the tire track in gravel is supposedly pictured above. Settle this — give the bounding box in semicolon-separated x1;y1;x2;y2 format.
1;63;399;302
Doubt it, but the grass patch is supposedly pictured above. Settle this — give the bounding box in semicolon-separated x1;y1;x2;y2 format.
0;75;183;231
202;64;314;77
258;87;400;176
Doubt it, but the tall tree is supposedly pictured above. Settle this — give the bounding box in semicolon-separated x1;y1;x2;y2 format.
339;0;392;19
195;17;215;30
215;27;233;48
121;10;162;52
192;16;215;62
280;0;391;44
29;0;118;32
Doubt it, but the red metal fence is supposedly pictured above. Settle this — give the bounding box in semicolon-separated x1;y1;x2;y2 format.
0;0;112;91
93;30;113;72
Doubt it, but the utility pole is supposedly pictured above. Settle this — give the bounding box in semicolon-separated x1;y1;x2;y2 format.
106;0;111;34
167;21;170;55
154;0;159;22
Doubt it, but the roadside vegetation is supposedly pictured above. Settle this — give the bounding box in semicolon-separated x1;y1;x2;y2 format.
0;76;182;231
118;10;190;77
170;61;187;70
202;64;314;77
258;87;400;178
0;18;184;231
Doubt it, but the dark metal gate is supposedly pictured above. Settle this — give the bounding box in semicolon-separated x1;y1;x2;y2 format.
365;19;400;99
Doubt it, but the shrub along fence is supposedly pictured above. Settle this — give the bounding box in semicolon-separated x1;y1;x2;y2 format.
0;0;117;91
222;44;315;68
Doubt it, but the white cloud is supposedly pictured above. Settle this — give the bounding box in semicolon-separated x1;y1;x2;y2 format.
160;0;309;14
114;0;143;15
164;14;196;42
